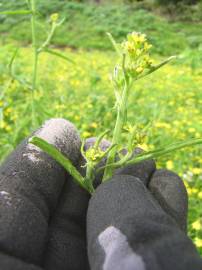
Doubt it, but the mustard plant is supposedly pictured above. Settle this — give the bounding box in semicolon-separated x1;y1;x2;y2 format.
29;32;202;194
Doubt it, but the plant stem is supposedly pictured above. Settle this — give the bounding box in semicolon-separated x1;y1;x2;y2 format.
85;163;95;193
30;0;38;128
103;61;130;181
38;23;57;53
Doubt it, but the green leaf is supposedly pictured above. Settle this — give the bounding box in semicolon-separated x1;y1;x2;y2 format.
94;129;110;150
56;17;66;27
29;136;90;193
44;49;75;64
8;48;19;75
100;138;202;171
0;10;32;15
138;56;177;80
150;56;177;72
125;138;202;166
106;32;121;56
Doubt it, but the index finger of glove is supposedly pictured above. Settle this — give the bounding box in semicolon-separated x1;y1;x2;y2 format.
0;118;81;266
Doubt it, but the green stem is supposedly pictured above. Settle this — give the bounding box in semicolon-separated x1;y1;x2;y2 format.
30;0;38;128
38;23;57;53
103;60;130;181
102;109;121;181
85;163;95;193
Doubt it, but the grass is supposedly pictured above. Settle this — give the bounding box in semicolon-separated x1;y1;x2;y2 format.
0;0;202;254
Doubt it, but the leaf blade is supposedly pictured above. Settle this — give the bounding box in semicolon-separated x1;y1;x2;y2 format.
29;136;90;192
106;32;121;56
44;49;75;64
0;10;32;15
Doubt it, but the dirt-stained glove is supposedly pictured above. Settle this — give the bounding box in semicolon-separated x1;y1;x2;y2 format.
0;118;90;270
87;160;202;270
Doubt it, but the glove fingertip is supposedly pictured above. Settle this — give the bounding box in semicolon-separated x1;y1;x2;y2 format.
149;169;188;232
32;118;81;164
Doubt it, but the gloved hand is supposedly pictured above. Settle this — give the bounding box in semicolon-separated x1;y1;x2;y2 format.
0;118;90;270
87;156;202;270
0;118;201;270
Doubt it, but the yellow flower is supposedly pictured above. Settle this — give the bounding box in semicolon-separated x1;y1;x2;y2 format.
188;127;196;133
198;192;202;199
155;122;171;129
122;32;152;59
183;181;189;189
4;107;13;116
124;41;135;54
136;66;144;74
1;121;7;129
50;13;59;23
188;188;199;195
136;49;142;56
82;131;91;138
74;115;80;121
191;168;202;175
186;187;192;195
194;237;202;248
144;42;152;51
166;160;174;170
129;32;146;44
192;188;199;194
87;104;93;109
85;147;104;162
138;143;149;151
192;220;202;231
5;125;12;132
144;55;153;66
90;122;98;129
1;121;12;132
55;104;66;110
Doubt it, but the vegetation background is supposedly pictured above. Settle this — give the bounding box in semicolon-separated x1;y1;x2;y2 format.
0;0;202;253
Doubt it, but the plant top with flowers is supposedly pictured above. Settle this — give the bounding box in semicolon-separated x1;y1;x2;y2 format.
30;31;202;194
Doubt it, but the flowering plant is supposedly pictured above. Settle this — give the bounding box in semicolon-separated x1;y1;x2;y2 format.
30;31;202;194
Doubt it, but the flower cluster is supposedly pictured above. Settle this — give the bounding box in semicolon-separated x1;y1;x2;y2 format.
123;124;147;146
85;147;105;163
121;32;153;78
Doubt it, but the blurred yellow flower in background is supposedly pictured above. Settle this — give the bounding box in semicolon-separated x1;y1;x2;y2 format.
166;160;174;170
192;220;202;231
194;238;202;248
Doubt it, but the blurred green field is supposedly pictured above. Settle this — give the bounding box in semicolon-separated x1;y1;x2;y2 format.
1;1;202;55
0;0;202;253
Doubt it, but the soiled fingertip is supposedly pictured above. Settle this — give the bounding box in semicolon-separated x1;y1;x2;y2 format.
28;118;81;164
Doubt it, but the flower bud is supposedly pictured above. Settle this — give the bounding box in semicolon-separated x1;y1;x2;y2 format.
50;13;59;23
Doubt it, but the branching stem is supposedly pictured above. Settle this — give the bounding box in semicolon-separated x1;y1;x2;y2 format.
103;54;130;181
